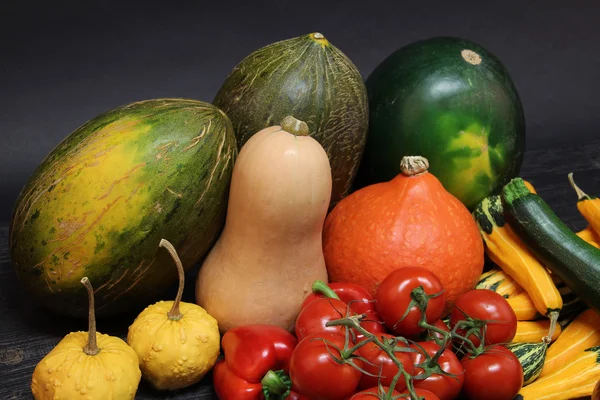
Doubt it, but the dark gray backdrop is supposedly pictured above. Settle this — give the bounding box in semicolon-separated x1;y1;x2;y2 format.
2;0;599;221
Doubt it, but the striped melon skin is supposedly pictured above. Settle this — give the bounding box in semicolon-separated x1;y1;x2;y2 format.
214;33;368;206
10;99;237;318
507;342;547;385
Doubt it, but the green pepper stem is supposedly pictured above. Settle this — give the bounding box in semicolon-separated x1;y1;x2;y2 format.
311;280;341;300
261;370;290;396
160;239;185;321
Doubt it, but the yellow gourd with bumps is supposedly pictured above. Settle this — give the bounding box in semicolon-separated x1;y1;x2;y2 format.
31;277;141;399
127;239;220;390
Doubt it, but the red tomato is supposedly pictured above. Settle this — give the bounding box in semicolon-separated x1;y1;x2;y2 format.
295;298;349;341
356;311;388;340
290;332;363;400
461;345;523;399
356;333;414;390
349;387;401;399
349;387;440;400
397;389;441;400
302;282;376;314
450;289;517;347
376;267;446;336
410;341;464;400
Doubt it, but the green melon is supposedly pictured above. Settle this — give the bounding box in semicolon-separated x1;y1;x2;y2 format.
213;32;368;206
356;37;526;209
10;99;237;318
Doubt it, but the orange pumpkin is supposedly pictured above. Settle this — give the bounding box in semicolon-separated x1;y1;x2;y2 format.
323;156;484;307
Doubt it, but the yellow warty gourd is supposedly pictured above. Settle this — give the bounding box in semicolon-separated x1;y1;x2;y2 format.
31;278;141;399
127;239;220;390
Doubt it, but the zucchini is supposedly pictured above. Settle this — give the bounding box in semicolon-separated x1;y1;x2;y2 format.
507;342;547;385
502;178;600;313
474;195;562;338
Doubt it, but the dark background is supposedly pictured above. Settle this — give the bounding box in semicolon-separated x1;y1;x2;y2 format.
2;0;599;221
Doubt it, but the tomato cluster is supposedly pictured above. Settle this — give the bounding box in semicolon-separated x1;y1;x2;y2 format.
215;268;524;400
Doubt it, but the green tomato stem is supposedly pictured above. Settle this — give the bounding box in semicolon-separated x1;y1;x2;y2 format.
311;280;341;300
327;316;418;400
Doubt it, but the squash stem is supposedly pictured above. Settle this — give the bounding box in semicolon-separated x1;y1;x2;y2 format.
81;277;100;356
502;178;532;206
568;173;589;200
311;280;341;300
281;116;309;137
160;239;185;321
543;311;560;344
400;156;429;176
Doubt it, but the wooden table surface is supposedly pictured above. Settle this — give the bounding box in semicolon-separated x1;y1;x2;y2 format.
1;140;599;399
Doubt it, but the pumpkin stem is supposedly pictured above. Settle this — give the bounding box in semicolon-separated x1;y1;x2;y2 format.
400;156;429;176
281;116;310;137
81;277;100;356
160;239;185;321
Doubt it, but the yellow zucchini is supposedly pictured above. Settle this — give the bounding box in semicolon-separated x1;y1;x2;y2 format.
577;226;600;249
473;196;562;340
507;292;539;321
540;308;600;378
517;345;600;399
513;320;562;343
569;173;600;236
475;268;523;298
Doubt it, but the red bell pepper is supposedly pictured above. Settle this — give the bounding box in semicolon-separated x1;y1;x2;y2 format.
213;324;307;400
301;280;376;314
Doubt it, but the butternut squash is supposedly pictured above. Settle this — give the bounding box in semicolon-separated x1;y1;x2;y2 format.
507;292;539;321
540;308;600;378
517;345;600;399
195;116;331;333
474;195;562;340
569;173;600;236
513;320;562;343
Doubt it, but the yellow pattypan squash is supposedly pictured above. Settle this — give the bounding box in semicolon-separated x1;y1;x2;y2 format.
31;277;141;399
127;239;220;390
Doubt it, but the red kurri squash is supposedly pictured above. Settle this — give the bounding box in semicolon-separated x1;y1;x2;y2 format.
323;156;484;306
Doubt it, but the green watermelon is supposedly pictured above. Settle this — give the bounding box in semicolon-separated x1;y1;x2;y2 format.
356;37;526;209
10;99;237;318
214;32;368;206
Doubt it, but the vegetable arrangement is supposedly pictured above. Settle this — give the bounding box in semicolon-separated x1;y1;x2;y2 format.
16;31;600;399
